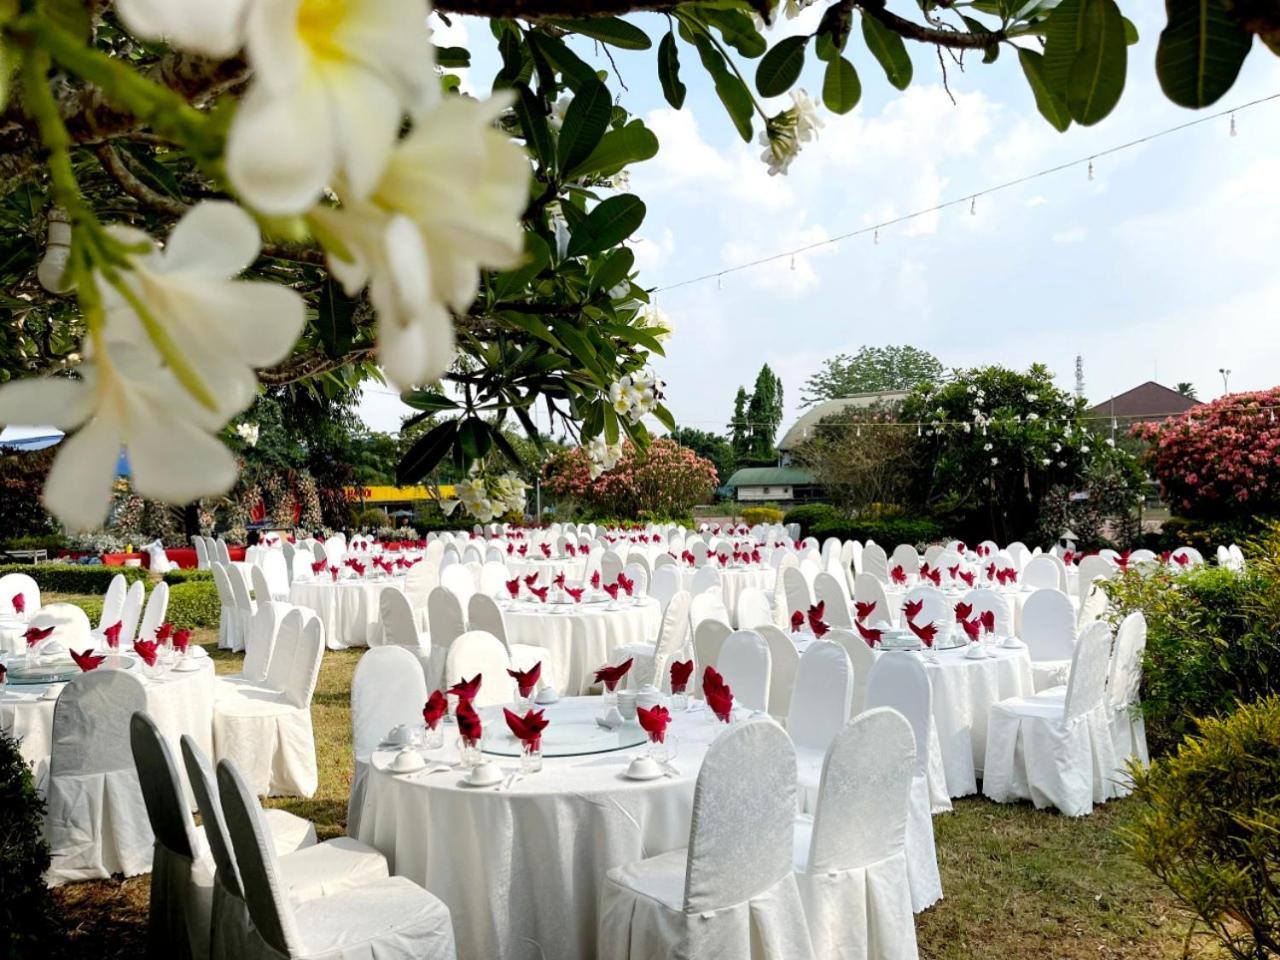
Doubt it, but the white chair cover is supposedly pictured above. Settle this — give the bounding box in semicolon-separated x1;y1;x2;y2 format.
379;587;433;680
211;565;241;651
1077;580;1110;627
1021;555;1061;590
717;630;772;713
734;587;775;631
98;574;128;634
1107;612;1149;788
120;579;147;649
693;618;731;677
194;537;210;571
688;564;720;598
1076;555;1116;601
794;708;918;960
405;561;440;631
444;631;513;707
29;603;91;655
611;591;692;691
478;561;508;598
824;627;877;717
599;720;814;959
440;563;476;612
228;567;257;653
215;539;232;566
261;551;291;602
899;585;951;645
756;624;800;719
46;669;153;884
789;640;853;809
889;545;920;576
649;566;680;617
783;566;813;617
425;587;466;691
853;574;892;627
1021;588;1077;691
137;581;170;644
959;588;1012;638
689;590;731;632
601;551;625;584
0;571;41;616
812;573;852;628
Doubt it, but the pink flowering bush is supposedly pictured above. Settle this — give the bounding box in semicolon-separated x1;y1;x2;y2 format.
543;439;718;519
1132;387;1280;519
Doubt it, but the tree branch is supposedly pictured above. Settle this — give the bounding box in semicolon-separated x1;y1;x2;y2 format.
93;143;189;215
434;0;771;17
257;346;376;385
854;0;1004;49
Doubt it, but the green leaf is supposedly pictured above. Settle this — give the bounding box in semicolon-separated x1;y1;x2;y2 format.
397;421;458;485
1042;0;1084;95
1065;0;1127;125
488;429;526;470
1122;16;1140;44
590;247;636;294
315;279;357;358
652;403;677;433
457;417;493;463
566;194;647;258
600;322;665;354
526;31;600;90
658;31;688;109
698;8;767;58
565;119;659;179
1018;48;1071;132
755;35;808;97
557;79;612;178
512;82;555;172
861;14;913;90
1156;0;1252;108
46;0;90;38
692;32;755;141
490;233;550;300
822;55;861;114
435;46;471;67
604;405;621;444
400;391;460;413
548;17;652;49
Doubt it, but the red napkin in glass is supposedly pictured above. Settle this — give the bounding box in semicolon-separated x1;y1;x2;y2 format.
350;560;367;576
670;659;694;693
854;600;876;622
422;690;448;729
790;610;805;632
507;543;515;555
985;563;996;581
523;574;539;589
566;587;584;603
566;543;578;557
1159;551;1170;564
751;549;762;563
957;542;967;554
637;704;671;743
505;578;520;599
155;622;174;643
553;571;567;589
603;583;619;600
11;593;24;615
71;648;106;672
959;570;976;587
806;602;828;638
891;566;907;585
507;662;542;698
702;667;734;722
134;639;159;666
1064;550;1077;565
24;625;53;648
103;621;123;649
856;620;882;647
503;707;549;751
530;585;549;603
449;673;483;702
681;551;695;565
591;570;601;589
173;629;192;654
903;599;924;621
618;574;634;597
961;618;982;642
924;568;941;586
594;658;633;692
518;544;529;556
329;566;340;582
716;555;728;567
980;609;996;634
947;564;960;581
920;563;933;580
456;697;483;746
908;620;937;647
954;601;974;623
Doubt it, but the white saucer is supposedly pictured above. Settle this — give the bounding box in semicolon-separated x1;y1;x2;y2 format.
622;766;663;781
389;755;427;774
172;658;204;672
1000;637;1026;649
459;770;503;788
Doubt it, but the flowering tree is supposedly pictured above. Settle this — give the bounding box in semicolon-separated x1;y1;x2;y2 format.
0;0;1273;530
1132;387;1280;519
543;439;718;519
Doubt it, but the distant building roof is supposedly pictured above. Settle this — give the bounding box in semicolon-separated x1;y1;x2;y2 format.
777;390;911;451
1087;381;1199;422
725;466;816;488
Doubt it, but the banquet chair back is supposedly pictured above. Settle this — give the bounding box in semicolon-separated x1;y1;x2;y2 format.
251;565;274;611
900;585;950;642
852;574;892;626
961;588;1013;637
1076;555;1116;600
652;553;678;571
1007;542;1031;570
865;653;931;779
652;591;693;690
462;545;483;566
181;737;246;900
755;625;801;719
120;579;147;646
684;720;797;911
622;561;650;595
689;564;720;598
265;609;324;709
689;540;710;565
1021;589;1077;662
261;550;291;599
1063;621;1113;724
322;536;346;568
734;587;775;631
211;564;238;650
889;545;920;575
1022;555;1061;590
228;565;255;617
445;631;513;707
689;590;731;632
47;669;152;884
717;630;772;713
782;565;812;616
1108;612;1146;716
349;646;428;833
245;546;261;567
310;541;326;565
693;619;732;676
29;603;92;652
137;581;170;645
479;561;508;598
812;573;851;627
405;561;440;622
193;536;210;570
626;552;652;581
861;543;889;582
787;640;852;749
440;561;476;611
281;541;295;581
649;566;681;617
601;551;625;584
823;628;876;716
244;599;288;682
922;545;944;568
213;539;232;566
380;587;427;649
426;587;466;676
1077;580;1110;627
467;593;508;645
99;574;127;631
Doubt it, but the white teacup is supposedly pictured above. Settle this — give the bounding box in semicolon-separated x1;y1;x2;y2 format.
617;690;638;721
467;761;503;786
386;723;418;746
390;747;424;772
627;756;662;779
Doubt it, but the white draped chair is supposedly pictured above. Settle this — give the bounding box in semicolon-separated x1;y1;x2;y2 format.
789;640;854;811
824;627;877;718
136;581;170;645
214;539;232;566
260;551;291;602
469;592;554;689
228;566;257;652
119;579;147;648
693;618;731;677
29;603;91;656
794;708;919;960
1021;588;1077;691
959;588;1012;638
865;653;943;912
193;536;211;571
425;587;466;691
688;563;720;598
813;572;852;628
0;571;40;617
217;600;289;695
689;590;731;633
649;565;680;618
405;560;440;631
622;561;650;596
735;587;775;631
853;574;893;627
348;646;428;836
215;759;457;960
600;550;625;584
444;630;513;707
756;624;801;720
983;621;1117;817
599;720;814;959
46;669;153;884
888;545;919;576
211;565;242;651
1106;612;1149;790
611;591;692;691
1021;554;1061;590
1077;578;1110;628
783;565;813;617
379;587;433;681
478;560;508;597
94;573;128;639
717;629;772;713
899;585;952;646
1076;555;1116;603
213;609;323;797
440;562;476;611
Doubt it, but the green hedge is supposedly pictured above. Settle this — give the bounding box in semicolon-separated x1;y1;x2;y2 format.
63;595;104;625
162;568;213;585
0;730;55;949
166;581;220;629
1157;515;1274;554
781;503;843;538
740;506;785;525
810;516;945;549
0;563;151;595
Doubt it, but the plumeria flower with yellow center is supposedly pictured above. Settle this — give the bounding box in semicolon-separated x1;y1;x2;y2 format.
313;92;528;389
226;0;436;215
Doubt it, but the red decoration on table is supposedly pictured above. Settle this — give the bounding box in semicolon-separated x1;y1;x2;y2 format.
591;570;601;589
1174;553;1189;567
1159;550;1171;564
594;658;633;692
530;585;549;603
908;620;937;647
24;625;54;648
806;602;829;638
954;601;973;623
155;622;174;643
681;551;696;565
960;618;982;642
503;707;549;751
329;566;340;582
349;560;366;577
1064;550;1076;565
956;542;967;554
103;621;123;648
903;599;924;621
566;587;584;603
702;666;735;722
449;673;483;703
637;704;671;743
617;574;635;597
790;610;805;632
134;639;159;667
517;544;529;556
980;609;996;634
540;543;552;558
856;621;882;647
422;690;448;729
71;649;105;671
670;659;694;693
854;600;876;622
959;570;976;587
716;554;728;567
947;564;960;581
565;543;578;557
456;698;483;746
11;593;24;614
505;578;520;599
996;568;1017;585
603;583;619;600
173;629;192;654
923;567;941;586
891;566;907;585
507;543;515;555
553;571;567;589
507;662;542;698
985;563;996;581
523;574;539;589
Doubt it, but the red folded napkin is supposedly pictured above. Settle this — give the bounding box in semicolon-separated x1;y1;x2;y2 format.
957;542;967;554
506;578;520;599
1064;550;1077;565
530;585;549;603
603;583;619;600
11;593;24;614
854;600;876;622
618;574;634;597
329;566;340;582
961;617;982;642
1158;550;1170;564
637;704;671;743
566;587;584;603
566;543;578;557
507;543;515;555
449;673;483;702
374;557;393;574
924;567;941;586
350;560;366;576
891;566;907;585
71;648;106;671
702;666;734;722
594;658;633;692
980;609;996;634
103;620;123;649
681;551;695;565
959;570;976;587
456;697;483;746
553;571;567;589
806;602;828;638
947;564;960;581
908;620;937;647
920;562;933;580
503;707;549;751
670;659;694;693
856;620;882;647
172;629;192;654
954;601;973;623
716;555;728;567
1174;553;1189;567
155;622;174;643
134;639;159;666
790;610;805;632
523;574;539;589
591;570;601;589
751;549;762;563
539;543;551;558
24;625;54;648
985;562;996;581
518;544;529;556
507;662;542;698
423;690;448;729
903;599;924;621
996;568;1017;585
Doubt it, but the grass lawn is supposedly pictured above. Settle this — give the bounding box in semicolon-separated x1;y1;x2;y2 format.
43;613;1213;960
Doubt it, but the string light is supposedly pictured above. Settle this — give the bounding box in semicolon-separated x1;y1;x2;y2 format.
969;196;976;216
789;255;796;271
873;229;879;245
1230;113;1237;137
716;274;722;291
1087;159;1094;181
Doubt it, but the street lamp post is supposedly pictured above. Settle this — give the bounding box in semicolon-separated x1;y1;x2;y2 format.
1219;367;1232;394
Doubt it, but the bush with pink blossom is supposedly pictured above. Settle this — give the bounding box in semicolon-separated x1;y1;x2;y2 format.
542;438;718;520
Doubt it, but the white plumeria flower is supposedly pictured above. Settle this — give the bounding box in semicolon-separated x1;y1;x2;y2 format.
100;202;305;418
314;93;527;389
643;305;674;342
0;342;237;531
226;0;436;215
1042;458;1052;466
1081;445;1091;453
1105;438;1116;447
116;0;250;57
1026;392;1038;402
759;90;823;176
585;436;623;479
236;422;260;446
1026;412;1039;422
983;442;993;451
784;0;818;17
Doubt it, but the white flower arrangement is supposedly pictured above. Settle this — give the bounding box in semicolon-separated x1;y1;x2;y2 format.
609;369;664;423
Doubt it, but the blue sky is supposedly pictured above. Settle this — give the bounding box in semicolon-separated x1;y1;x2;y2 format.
356;4;1278;439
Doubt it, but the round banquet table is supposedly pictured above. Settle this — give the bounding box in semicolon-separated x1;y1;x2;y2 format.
505;556;588;584
501;596;661;695
679;565;775;626
879;583;1079;636
357;696;732;960
0;652;215;799
289;575;406;649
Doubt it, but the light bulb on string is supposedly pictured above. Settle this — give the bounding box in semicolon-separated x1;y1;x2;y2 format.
1087;160;1094;181
716;274;722;291
789;255;796;271
1230;113;1237;137
969;197;976;216
873;229;879;245
917;423;922;437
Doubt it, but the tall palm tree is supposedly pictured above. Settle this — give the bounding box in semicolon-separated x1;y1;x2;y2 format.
1175;382;1198;400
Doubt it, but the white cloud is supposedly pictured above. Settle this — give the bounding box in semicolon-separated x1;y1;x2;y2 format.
1052;227;1088;243
630;227;675;274
720;222;835;295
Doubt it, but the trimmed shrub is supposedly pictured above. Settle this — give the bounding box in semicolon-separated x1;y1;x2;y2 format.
0;729;55;949
162;568;214;586
740;506;784;525
1121;695;1280;959
351;506;389;528
810;515;945;548
782;503;842;537
1157;515;1271;554
2;533;67;554
0;563;150;595
166;581;220;629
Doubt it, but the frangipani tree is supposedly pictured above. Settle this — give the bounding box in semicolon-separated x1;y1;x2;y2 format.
0;0;1274;529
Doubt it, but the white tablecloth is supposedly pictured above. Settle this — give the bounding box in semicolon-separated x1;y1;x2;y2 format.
0;654;215;798
502;598;661;695
506;557;588;584
679;566;776;627
357;696;727;960
879;584;1078;636
289;576;406;649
